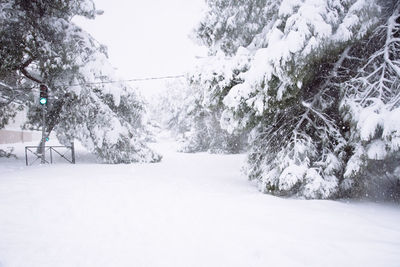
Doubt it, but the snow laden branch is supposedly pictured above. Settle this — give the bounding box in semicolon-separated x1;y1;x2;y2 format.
246;48;353;199
341;5;400;192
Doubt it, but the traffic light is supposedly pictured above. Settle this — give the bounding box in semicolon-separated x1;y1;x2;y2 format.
39;84;48;105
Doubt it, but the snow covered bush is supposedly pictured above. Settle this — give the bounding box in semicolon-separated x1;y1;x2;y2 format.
194;0;400;198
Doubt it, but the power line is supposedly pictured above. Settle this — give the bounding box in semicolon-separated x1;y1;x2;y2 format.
1;74;186;91
61;74;186;87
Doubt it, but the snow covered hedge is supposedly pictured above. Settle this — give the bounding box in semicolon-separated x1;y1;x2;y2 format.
194;0;400;199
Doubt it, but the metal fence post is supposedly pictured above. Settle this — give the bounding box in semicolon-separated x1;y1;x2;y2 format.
71;141;75;164
25;147;28;166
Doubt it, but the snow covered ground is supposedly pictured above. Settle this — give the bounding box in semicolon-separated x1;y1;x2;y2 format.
0;138;400;267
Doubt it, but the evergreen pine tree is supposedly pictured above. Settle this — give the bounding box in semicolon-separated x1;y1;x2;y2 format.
194;0;390;198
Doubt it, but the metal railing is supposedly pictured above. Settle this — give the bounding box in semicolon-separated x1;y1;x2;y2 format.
25;143;75;166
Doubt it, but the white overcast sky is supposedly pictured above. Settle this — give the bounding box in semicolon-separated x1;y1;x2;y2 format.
73;0;207;99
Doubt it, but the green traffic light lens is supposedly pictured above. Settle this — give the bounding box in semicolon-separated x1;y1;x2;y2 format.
40;98;47;105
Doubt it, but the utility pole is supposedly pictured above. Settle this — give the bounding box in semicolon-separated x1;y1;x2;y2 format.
39;84;48;164
41;103;46;163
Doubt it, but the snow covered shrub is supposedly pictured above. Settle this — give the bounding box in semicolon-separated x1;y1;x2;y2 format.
0;147;16;159
195;0;385;198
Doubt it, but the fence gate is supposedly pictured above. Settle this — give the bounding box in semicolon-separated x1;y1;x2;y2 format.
25;143;75;166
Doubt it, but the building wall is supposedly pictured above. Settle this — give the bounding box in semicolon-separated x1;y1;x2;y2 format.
0;109;43;144
0;130;42;144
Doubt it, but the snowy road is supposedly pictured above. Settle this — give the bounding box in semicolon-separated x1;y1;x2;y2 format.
0;141;400;267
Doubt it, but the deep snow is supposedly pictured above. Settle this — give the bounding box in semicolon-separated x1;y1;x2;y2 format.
0;139;399;267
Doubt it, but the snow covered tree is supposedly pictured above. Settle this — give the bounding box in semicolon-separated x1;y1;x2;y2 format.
149;79;193;137
0;0;90;128
0;0;161;163
150;57;248;154
180;52;250;153
0;0;97;157
195;0;387;198
22;48;162;163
